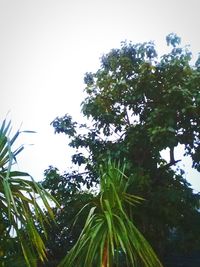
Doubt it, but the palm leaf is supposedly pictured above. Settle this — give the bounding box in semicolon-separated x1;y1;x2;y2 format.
59;161;163;267
0;119;58;267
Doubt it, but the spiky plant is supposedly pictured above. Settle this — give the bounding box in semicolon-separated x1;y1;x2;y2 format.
0;119;58;267
59;161;163;267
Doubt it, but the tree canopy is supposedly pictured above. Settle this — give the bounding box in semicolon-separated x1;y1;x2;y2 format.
52;33;200;175
49;33;200;262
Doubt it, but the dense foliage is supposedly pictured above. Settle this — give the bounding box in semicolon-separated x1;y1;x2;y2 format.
2;34;200;267
40;166;93;266
48;33;200;263
59;161;163;267
0;119;57;267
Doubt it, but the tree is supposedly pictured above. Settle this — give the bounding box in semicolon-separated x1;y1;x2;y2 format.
51;33;200;259
59;161;163;267
0;119;58;267
39;166;93;266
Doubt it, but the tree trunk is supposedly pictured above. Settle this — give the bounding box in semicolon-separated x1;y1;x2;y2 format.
170;146;175;163
101;242;108;267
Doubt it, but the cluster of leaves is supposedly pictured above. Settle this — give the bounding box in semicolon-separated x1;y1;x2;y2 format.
39;166;94;266
59;161;163;267
82;33;200;171
0;119;57;267
50;34;200;260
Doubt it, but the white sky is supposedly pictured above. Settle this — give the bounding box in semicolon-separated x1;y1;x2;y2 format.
0;0;199;190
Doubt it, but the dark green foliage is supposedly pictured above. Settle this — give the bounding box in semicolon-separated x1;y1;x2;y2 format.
166;33;181;47
40;166;93;266
50;34;200;260
59;161;163;267
51;114;77;136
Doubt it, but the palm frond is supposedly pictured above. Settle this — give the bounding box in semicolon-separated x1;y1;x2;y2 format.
59;161;163;267
0;119;59;266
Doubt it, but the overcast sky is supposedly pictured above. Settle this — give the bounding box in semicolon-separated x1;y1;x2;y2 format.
0;0;199;190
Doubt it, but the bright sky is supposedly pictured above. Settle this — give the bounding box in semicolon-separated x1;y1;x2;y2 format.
0;0;199;190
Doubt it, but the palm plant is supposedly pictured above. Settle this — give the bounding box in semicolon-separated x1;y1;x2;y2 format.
59;161;163;267
0;119;58;267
